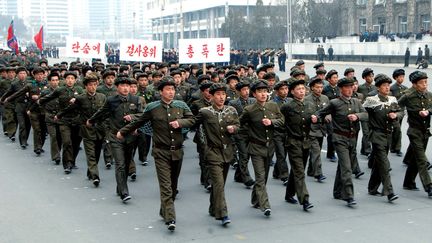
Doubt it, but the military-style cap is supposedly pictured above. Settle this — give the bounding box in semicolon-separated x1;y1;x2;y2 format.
273;80;289;90
157;77;176;90
251;79;269;92
225;74;240;84
235;81;250;91
31;67;43;75
129;79;138;85
289;79;305;90
344;67;355;76
63;71;77;79
158;63;168;69
83;74;99;86
309;78;324;87
152;71;163;78
102;70;116;79
337;77;355;87
6;66;16;72
325;69;338;80
207;63;216;69
409;71;428;83
225;70;237;77
316;69;327;75
47;72;60;80
190;64;200;69
263;72;276;80
15;66;28;74
199;81;213;91
0;65;6;72
170;69;181;77
295;60;305;66
361;68;374;78
115;77;132;86
392;69;405;79
313;62;324;69
136;73;148;79
39;59;48;65
374;74;392;87
290;69;306;77
256;65;267;74
209;83;227;95
197;74;211;84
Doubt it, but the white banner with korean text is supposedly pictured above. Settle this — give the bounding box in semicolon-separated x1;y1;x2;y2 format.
65;37;106;59
178;38;230;64
119;39;163;62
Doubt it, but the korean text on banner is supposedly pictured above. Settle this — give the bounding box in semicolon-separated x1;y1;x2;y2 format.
178;38;230;64
66;38;106;59
119;39;163;62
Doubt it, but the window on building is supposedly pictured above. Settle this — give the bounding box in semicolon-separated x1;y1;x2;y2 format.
377;17;386;34
374;0;384;5
394;0;407;3
399;16;407;33
420;14;430;31
356;0;367;5
359;18;367;33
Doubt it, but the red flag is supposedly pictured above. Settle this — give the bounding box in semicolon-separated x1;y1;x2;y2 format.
7;20;19;54
34;26;44;51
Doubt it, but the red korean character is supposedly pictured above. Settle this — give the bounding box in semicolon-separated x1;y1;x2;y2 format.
92;43;101;54
149;46;156;58
72;41;80;53
134;44;142;57
201;44;209;58
216;43;225;56
187;44;194;58
142;45;149;57
81;43;91;54
126;44;135;56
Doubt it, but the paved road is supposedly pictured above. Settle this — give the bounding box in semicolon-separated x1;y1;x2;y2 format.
1;61;432;243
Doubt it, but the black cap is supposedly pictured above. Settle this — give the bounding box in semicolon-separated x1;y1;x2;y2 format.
115;77;132;86
309;78;324;87
316;69;327;75
209;83;227;95
273;80;289;90
344;67;355;76
263;72;276;80
136;73;148;79
83;74;99;86
47;72;60;80
409;71;428;83
102;70;116;79
235;81;250;91
361;68;374;78
251;79;269;92
197;74;211;85
152;71;163;78
290;69;306;77
289;79;305;90
392;69;405;79
157;77;176;90
337;77;355;87
313;62;324;69
63;71;77;79
374;74;392;87
225;74;240;84
295;60;305;66
16;66;28;74
170;69;181;77
199;81;213;91
325;69;338;80
256;65;267;74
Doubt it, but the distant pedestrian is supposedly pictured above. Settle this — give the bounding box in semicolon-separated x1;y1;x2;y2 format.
404;48;410;67
425;45;430;62
416;47;423;65
328;45;334;61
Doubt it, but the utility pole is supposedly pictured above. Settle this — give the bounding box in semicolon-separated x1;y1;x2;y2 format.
287;0;292;61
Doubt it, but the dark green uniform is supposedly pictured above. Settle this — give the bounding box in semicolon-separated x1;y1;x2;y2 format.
317;96;367;202
271;95;290;182
226;88;238;104
281;97;315;205
190;97;212;188
1;78;27;143
357;83;376;155
58;92;107;182
322;84;339;160
89;94;143;198
174;84;190;102
398;90;432;192
136;86;153;163
239;102;284;212
6;80;48;152
305;93;329;178
118;99;194;224
39;86;84;171
389;82;408;153
363;94;401;196
194;104;239;219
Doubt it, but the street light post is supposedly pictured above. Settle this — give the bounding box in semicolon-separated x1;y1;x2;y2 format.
133;12;136;39
286;0;293;61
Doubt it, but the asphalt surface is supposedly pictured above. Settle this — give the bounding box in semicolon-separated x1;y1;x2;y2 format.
1;60;432;243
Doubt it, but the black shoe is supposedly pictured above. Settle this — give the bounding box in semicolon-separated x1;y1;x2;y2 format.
285;196;298;204
302;201;314;211
315;174;327;182
205;184;212;192
167;221;176;231
244;179;255;187
369;190;381;196
21;144;26;150
361;152;370;156
403;185;420;191
428;164;432;171
355;171;365;179
387;193;399;202
4;132;8;136
328;156;337;162
221;216;231;226
54;159;61;165
396;151;403;157
282;178;289;186
263;208;271;216
93;178;100;187
105;163;112;169
231;162;239;169
34;149;41;156
130;173;136;181
72;165;78;169
9;136;15;142
64;168;71;174
428;190;432;197
141;160;148;166
121;194;131;202
40;149;45;153
345;198;357;206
